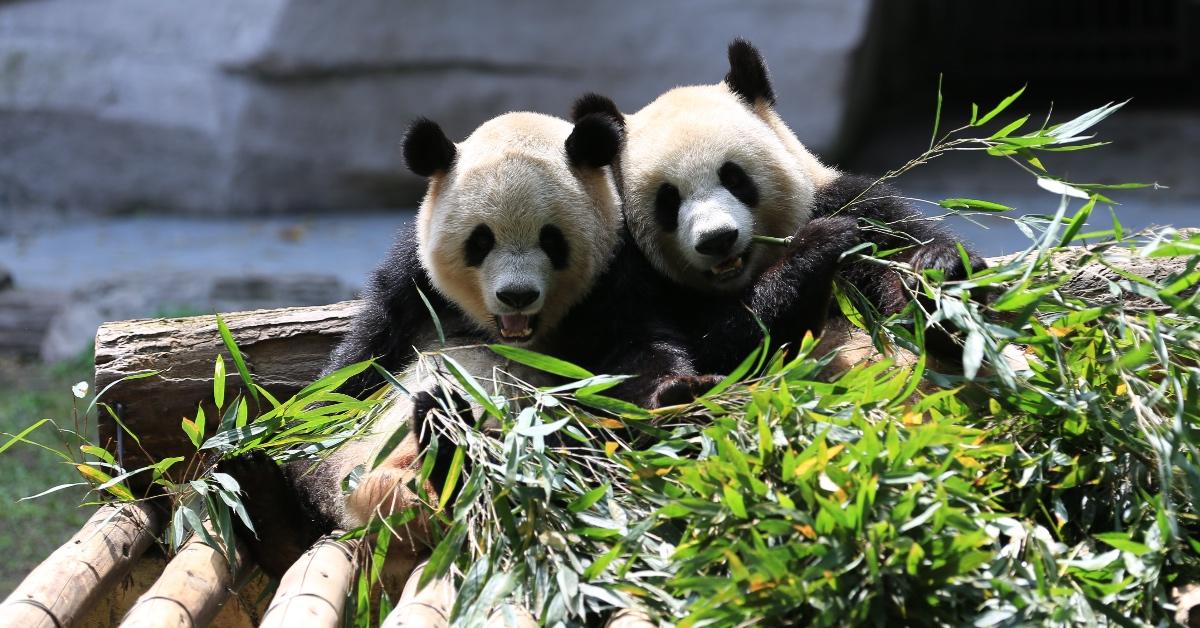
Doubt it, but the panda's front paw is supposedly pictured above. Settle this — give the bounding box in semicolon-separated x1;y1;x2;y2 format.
790;216;862;260
909;242;986;283
650;373;725;408
216;451;322;579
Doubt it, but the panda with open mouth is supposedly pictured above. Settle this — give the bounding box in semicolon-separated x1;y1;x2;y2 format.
219;110;714;580
573;39;986;374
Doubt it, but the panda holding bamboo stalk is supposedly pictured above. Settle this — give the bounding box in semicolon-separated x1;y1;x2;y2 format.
221;39;982;581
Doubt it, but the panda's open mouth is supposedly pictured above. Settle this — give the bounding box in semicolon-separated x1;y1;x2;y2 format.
496;313;537;341
706;251;749;282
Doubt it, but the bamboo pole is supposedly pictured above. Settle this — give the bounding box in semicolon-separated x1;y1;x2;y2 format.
259;536;360;628
606;608;657;627
117;520;246;628
486;604;538;627
0;502;164;628
380;560;457;628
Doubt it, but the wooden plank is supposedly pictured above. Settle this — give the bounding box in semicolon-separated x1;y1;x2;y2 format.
0;502;164;628
259;536;361;628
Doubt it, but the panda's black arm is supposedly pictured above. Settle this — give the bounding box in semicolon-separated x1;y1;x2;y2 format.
322;225;451;398
813;174;986;314
681;216;861;374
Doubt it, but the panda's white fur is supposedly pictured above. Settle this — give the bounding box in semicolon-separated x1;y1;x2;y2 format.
418;112;621;347
338;111;624;534
616;60;839;294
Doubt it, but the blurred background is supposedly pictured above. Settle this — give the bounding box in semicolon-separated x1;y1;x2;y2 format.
1;0;1198;590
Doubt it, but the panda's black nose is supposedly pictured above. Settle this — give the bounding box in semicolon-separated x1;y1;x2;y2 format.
695;228;740;257
496;288;540;309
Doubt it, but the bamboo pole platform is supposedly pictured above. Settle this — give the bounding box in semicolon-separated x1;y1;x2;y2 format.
0;502;164;628
259;536;360;628
380;560;457;628
117;520;247;628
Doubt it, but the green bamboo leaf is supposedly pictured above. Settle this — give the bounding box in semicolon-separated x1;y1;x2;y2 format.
414;284;445;345
568;483;609;514
487;344;594;379
575;392;651;419
216;314;258;405
0;419;50;456
213;355;226;410
1058;195;1097;246
436;446;465;511
929;73;943;149
938;198;1013;213
441;354;503;419
973;84;1025;127
419;521;466;589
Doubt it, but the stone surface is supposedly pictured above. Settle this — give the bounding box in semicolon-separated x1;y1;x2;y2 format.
0;0;870;215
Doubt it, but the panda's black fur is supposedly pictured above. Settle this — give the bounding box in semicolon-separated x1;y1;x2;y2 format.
219;113;710;579
571;40;985;375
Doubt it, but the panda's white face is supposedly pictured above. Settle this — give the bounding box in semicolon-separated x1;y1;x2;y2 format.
415;113;620;346
622;85;825;294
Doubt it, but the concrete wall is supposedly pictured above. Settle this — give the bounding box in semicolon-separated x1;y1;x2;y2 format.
0;0;870;214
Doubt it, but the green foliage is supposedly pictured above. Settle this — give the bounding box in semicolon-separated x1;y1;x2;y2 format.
3;91;1197;626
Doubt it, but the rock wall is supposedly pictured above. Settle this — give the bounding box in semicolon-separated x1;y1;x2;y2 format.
0;0;870;215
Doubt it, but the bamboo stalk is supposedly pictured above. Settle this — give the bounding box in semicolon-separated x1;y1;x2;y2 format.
259;536;360;628
380;560;456;628
0;502;164;628
117;520;246;628
486;604;538;627
606;608;657;627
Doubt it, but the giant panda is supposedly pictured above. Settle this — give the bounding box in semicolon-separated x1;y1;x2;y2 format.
572;39;986;373
220;110;709;578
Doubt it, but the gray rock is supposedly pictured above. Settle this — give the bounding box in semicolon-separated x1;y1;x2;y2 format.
38;272;355;362
0;0;869;215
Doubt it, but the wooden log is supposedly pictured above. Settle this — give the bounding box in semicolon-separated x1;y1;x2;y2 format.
117;519;247;628
259;536;361;628
92;242;1194;483
0;502;164;628
380;560;456;628
93;301;359;484
0;288;66;358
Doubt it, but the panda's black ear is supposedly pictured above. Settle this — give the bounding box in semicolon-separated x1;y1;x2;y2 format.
565;113;622;169
725;38;775;106
403;118;456;177
571;93;625;129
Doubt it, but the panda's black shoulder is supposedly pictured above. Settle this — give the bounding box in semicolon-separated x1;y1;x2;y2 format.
813;173;925;225
363;223;442;308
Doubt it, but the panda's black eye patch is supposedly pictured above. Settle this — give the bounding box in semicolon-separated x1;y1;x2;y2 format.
464;224;495;267
719;161;759;208
539;225;569;270
654;182;682;232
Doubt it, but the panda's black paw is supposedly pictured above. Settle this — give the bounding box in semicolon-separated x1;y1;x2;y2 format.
411;387;473;500
909;242;987;284
411;388;472;444
790;216;862;261
650;373;725;408
215;451;321;579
